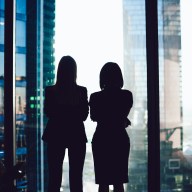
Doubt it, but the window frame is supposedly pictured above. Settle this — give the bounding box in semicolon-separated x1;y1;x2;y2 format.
4;0;16;188
145;0;160;191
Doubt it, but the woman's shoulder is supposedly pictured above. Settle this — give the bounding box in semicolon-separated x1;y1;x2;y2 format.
121;89;133;105
121;89;133;100
45;85;55;92
76;84;87;89
121;89;132;95
76;85;87;92
89;91;103;103
90;90;102;97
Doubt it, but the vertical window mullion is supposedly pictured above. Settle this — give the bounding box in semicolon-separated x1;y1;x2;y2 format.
145;0;160;191
4;0;16;177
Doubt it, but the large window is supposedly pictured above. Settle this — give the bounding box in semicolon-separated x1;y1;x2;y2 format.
0;0;4;177
15;0;27;190
1;0;55;191
54;0;148;191
1;0;192;192
123;0;148;191
158;0;192;191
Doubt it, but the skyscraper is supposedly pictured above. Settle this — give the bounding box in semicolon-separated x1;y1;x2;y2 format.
123;0;148;191
123;0;182;190
26;0;55;191
0;0;28;190
158;0;182;130
0;0;55;191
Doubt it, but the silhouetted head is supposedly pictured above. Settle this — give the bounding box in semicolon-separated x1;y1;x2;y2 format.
56;56;77;87
100;62;124;89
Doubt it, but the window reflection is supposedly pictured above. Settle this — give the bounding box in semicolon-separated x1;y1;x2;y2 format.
0;0;4;179
15;0;27;190
0;83;3;157
0;52;3;77
0;0;4;11
16;21;26;47
16;54;26;78
0;17;4;45
16;0;26;14
25;1;55;191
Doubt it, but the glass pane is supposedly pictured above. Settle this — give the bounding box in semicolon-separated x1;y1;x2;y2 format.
16;53;26;78
0;53;4;163
0;0;4;178
16;0;26;14
2;0;54;191
16;20;26;47
25;1;55;191
123;0;148;191
159;0;192;191
0;17;4;45
55;0;147;191
0;0;4;11
15;0;27;190
55;0;125;190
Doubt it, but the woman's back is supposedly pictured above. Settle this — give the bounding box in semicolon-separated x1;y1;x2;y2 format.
43;56;88;192
43;84;88;144
89;87;133;132
44;84;88;121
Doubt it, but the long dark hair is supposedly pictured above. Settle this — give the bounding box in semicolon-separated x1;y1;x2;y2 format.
56;55;77;88
55;56;79;105
100;62;124;89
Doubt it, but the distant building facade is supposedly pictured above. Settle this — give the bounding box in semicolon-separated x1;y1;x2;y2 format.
26;0;55;191
123;0;191;191
0;0;55;191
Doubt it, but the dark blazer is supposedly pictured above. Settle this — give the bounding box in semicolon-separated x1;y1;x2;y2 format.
42;84;89;145
89;87;133;184
89;87;133;142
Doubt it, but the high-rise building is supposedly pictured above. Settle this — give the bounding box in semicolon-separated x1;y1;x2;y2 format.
0;0;28;190
123;0;186;191
26;0;55;191
0;0;55;191
123;1;148;191
158;0;182;129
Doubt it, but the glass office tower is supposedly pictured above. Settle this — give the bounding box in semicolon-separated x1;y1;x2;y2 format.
26;0;55;191
0;0;28;189
123;0;148;191
0;0;55;191
123;0;192;191
158;0;192;191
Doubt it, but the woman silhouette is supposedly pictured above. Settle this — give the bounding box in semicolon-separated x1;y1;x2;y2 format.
89;62;133;192
42;56;89;192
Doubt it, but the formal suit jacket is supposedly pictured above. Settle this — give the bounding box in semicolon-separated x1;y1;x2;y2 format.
42;84;89;145
89;87;133;145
